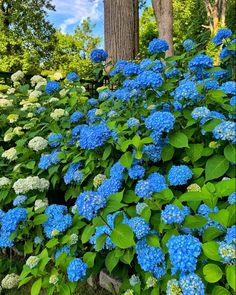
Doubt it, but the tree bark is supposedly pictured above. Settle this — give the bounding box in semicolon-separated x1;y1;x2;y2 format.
104;0;139;62
152;0;174;57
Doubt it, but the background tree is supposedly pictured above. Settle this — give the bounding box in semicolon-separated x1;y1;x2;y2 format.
0;0;56;73
151;0;174;56
104;0;139;61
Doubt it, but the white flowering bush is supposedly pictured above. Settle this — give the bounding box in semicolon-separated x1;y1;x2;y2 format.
0;30;236;295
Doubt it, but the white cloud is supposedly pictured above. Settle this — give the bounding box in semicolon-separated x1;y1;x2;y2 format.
52;0;103;33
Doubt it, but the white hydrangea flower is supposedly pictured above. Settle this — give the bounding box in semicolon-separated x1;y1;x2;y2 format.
48;97;59;103
13;127;24;136
59;89;69;97
0;98;13;108
13;176;50;194
2;147;17;161
49;275;59;285
80;86;86;93
1;273;19;289
7;88;16;94
27;112;34;118
35;80;47;90
0;177;11;187
7;114;19;123
29;90;42;99
11;70;24;82
69;233;78;245
34;198;49;211
4;132;14;142
31;75;46;87
28;136;48;152
50;108;68;120
50;72;63;81
26;256;40;269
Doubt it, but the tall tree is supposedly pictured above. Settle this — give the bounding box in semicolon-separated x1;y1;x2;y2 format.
0;0;56;73
203;0;228;34
151;0;174;56
104;0;139;61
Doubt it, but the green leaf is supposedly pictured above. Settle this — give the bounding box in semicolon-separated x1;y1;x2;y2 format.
105;251;119;273
224;144;236;164
146;234;160;247
161;145;174;161
202;241;222;261
209;209;229;228
141;207;151;223
203;227;223;243
186;143;203;162
81;225;95;244
226;265;236;291
111;224;135;249
59;283;71;295
83;252;96;268
215;179;236;197
18;276;33;288
203;263;223;283
46;238;59;249
120;151;133;168
96;234;107;251
33;214;48;225
205;155;229;181
24;240;33;255
31;278;42;295
123;190;139;203
179;192;210;202
102;145;112;160
202;118;222;132
183;215;207;228
212;286;231;295
121;248;135;265
169;131;189;148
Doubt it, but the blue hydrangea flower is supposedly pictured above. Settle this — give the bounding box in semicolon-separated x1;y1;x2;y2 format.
172;81;199;101
183;39;196;51
148;38;169;54
64;162;84;184
167;235;202;274
127;118;140;128
36;106;46;114
48;133;62;147
136;236;166;279
225;225;236;244
197;204;218;217
139;59;164;73
188;54;213;72
168;165;193;186
107;110;118;118
204;80;219;90
147;173;168;192
161;204;189;224
143;144;163;162
70;111;84;123
128;217;150;239
0;208;27;248
230;96;236;106
13;195;27;207
110;60;129;76
75;191;106;220
128;165;145;180
134;71;164;89
43;205;72;238
98;178;122;198
228;192;236;204
110;161;125;181
212;121;236;144
218;241;236;264
145;111;175;132
67;258;87;282
165;67;181;78
90;225;114;251
66;72;80;81
34;236;43;245
87;98;98;106
221;81;236;95
123;62;140;76
90;49;108;63
192;107;210;120
80;122;111;150
220;47;231;60
213;28;232;46
38;151;60;170
135;180;153;199
179;273;205;295
45;81;60;94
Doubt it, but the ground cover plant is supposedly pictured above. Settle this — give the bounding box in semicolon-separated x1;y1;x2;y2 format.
0;29;235;295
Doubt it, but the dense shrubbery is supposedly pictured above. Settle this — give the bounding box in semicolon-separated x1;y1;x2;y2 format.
0;29;236;295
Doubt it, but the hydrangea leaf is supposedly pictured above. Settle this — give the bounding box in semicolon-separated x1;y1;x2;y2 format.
111;224;135;249
203;263;223;283
169;131;189;148
205;155;229;181
202;241;222;261
224;144;236;164
226;265;236;291
105;251;119;273
120;151;133;168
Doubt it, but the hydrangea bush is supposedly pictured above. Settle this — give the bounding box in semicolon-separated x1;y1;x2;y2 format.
0;32;235;295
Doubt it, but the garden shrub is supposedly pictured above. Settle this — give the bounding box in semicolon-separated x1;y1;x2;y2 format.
0;29;235;295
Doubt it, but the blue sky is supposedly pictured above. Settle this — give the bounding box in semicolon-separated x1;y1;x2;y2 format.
48;0;151;45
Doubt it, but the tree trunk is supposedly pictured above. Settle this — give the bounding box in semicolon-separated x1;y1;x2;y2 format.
104;0;139;62
152;0;174;57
